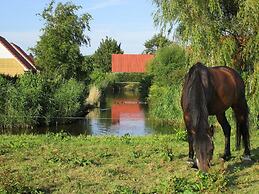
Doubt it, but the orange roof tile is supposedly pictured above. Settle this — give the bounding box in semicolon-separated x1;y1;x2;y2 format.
112;54;154;73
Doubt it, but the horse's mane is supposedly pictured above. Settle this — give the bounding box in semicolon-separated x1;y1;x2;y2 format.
185;62;210;138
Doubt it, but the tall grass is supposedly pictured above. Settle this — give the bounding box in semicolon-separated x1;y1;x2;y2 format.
147;45;187;128
0;73;87;129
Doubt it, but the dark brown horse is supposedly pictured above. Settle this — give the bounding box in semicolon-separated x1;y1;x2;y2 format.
181;62;251;172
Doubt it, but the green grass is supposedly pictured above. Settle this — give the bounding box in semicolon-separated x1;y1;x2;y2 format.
0;129;258;193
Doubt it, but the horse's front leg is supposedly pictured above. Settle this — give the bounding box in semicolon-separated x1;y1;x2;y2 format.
187;131;194;163
216;113;231;160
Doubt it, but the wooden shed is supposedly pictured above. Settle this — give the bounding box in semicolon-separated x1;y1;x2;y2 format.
0;36;37;76
112;54;154;73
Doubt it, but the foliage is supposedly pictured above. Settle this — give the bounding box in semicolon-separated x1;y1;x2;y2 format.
93;36;124;72
114;73;147;83
81;55;94;83
148;84;183;125
90;70;117;90
152;0;259;71
148;45;187;86
32;0;92;80
147;44;187;124
143;33;172;54
244;63;259;128
1;73;45;127
0;74;86;128
52;79;85;118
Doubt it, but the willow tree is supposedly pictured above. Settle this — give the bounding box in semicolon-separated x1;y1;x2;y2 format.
152;0;259;72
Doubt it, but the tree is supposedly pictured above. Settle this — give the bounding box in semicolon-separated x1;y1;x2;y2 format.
152;0;259;71
32;0;92;80
93;36;124;72
143;33;171;54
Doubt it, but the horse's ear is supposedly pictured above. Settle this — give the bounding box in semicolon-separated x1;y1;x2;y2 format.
208;125;215;137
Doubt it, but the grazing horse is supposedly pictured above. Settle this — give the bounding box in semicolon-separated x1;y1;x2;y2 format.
181;62;251;172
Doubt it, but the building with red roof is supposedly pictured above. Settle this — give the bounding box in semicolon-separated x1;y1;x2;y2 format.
0;36;37;76
112;54;154;73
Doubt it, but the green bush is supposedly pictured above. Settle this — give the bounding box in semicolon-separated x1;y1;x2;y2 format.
53;79;85;117
90;70;117;90
147;44;187;125
148;45;187;86
1;73;44;127
0;73;87;129
148;84;183;125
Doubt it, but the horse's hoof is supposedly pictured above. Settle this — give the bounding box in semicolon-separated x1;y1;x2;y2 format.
242;155;252;161
192;160;198;169
187;158;194;165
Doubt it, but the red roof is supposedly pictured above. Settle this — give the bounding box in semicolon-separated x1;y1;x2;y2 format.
112;54;154;73
0;36;37;72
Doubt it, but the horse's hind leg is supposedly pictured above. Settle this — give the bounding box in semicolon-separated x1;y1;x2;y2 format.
232;102;251;157
216;113;231;160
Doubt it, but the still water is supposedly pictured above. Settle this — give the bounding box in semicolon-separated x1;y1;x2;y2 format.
3;90;175;136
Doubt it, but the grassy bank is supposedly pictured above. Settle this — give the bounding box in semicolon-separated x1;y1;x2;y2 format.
0;129;258;193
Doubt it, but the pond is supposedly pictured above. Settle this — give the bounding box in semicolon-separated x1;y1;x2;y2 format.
2;89;175;136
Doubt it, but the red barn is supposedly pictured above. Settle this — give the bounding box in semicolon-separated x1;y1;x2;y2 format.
112;54;154;73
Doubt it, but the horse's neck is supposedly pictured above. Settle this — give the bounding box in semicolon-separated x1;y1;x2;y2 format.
188;74;209;129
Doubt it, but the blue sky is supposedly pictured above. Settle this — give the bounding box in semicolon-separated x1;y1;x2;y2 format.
0;0;159;55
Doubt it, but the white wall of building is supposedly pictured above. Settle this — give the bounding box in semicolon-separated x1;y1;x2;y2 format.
0;43;14;58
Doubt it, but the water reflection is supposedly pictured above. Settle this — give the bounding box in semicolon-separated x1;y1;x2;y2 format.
85;90;174;136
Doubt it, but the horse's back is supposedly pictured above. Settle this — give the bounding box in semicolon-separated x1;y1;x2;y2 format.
207;66;245;114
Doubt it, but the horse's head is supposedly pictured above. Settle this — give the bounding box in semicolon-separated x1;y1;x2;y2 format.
194;125;215;172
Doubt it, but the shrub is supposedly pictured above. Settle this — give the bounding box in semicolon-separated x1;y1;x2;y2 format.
0;73;87;128
147;44;187;124
148;84;183;125
148;44;187;86
1;73;44;127
53;79;85;118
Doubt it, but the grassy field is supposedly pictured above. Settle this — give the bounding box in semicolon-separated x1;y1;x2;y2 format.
0;129;258;193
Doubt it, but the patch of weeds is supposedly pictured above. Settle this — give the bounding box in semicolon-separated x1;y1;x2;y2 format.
171;176;200;193
175;130;187;141
196;171;229;192
161;146;174;161
46;131;71;141
71;157;99;167
156;171;230;193
0;144;11;155
0;170;51;194
132;150;142;159
47;155;100;167
127;160;136;165
113;185;138;194
121;133;132;145
98;150;113;159
104;167;128;178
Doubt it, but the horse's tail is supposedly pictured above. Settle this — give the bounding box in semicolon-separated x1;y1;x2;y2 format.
235;98;250;151
236;121;241;150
